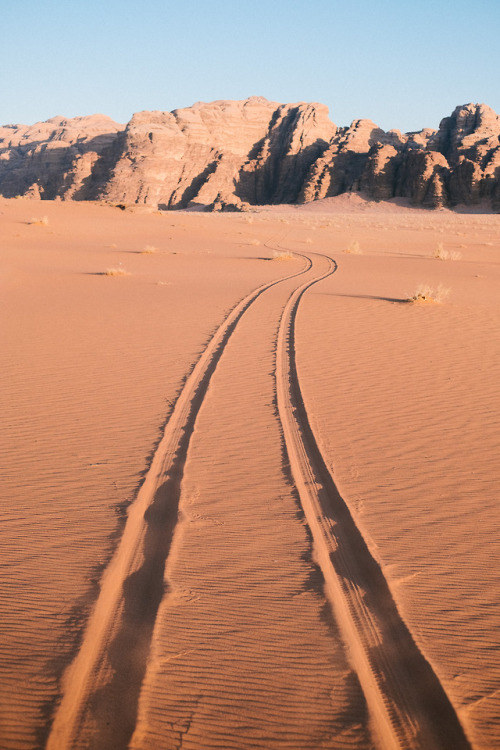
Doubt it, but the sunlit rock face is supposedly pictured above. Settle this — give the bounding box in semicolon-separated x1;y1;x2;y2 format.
1;99;499;210
0;114;122;200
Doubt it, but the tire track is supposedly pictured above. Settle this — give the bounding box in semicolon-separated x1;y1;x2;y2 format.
275;250;472;750
46;240;310;750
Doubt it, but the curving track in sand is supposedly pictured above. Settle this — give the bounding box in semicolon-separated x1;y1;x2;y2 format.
47;242;470;750
46;240;311;750
275;250;471;750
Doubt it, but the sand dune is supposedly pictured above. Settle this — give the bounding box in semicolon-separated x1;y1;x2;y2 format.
1;197;499;748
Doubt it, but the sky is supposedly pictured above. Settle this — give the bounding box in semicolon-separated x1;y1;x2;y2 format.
1;0;499;133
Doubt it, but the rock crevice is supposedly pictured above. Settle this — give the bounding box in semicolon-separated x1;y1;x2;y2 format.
1;99;499;210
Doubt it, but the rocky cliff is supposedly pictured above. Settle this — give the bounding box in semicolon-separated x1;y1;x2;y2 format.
1;99;499;210
0;114;122;200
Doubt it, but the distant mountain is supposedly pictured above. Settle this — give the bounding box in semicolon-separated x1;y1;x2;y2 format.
1;98;499;210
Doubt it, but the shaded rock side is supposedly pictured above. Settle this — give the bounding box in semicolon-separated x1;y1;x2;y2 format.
0;99;499;210
100;98;336;209
376;103;500;208
395;150;450;208
0;115;123;200
300;119;404;202
236;102;336;204
431;103;500;205
100;98;280;208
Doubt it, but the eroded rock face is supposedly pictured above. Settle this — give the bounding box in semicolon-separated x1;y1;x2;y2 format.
300;119;403;202
303;103;500;209
0;115;122;199
1;99;499;210
396;150;450;208
101;98;283;208
236;102;336;205
359;144;401;201
431;104;500;205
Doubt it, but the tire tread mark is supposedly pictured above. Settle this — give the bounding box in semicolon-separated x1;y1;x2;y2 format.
275;250;472;750
46;241;311;750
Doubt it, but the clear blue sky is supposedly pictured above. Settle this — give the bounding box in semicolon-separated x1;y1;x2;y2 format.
2;0;499;133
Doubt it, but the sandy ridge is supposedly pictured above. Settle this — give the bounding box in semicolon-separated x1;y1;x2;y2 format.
46;237;311;749
274;249;472;750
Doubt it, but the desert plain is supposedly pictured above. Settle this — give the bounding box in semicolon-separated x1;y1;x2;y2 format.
1;195;499;750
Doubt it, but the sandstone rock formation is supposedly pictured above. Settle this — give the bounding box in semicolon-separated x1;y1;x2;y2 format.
101;98;279;209
301;104;500;210
0;115;122;200
432;103;500;206
1;99;499;210
300;119;401;202
236;102;336;205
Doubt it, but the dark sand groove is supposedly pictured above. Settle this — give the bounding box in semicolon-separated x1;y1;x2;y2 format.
275;250;472;750
128;249;371;749
46;242;310;749
4;202;499;750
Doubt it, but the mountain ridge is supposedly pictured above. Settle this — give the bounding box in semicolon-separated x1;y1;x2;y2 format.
1;97;499;210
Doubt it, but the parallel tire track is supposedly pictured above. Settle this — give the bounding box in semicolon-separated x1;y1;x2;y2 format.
47;241;471;750
46;242;310;750
275;250;472;750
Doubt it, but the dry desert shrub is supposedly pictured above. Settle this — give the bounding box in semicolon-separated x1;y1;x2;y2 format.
271;249;294;261
141;245;157;254
29;216;49;225
434;242;461;261
104;266;130;277
408;283;449;304
249;239;260;246
344;240;362;254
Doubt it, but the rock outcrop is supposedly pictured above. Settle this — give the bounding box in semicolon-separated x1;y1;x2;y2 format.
1;99;499;210
300;119;402;202
101;98;280;209
0;115;122;200
301;103;500;209
236;102;336;205
431;103;500;206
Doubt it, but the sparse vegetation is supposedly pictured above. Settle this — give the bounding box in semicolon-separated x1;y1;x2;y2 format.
250;239;260;246
408;284;449;304
434;242;461;261
29;216;49;226
271;249;294;261
104;266;130;277
141;245;157;254
344;240;362;254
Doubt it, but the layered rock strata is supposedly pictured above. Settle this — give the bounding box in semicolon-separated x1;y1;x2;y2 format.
1;99;499;210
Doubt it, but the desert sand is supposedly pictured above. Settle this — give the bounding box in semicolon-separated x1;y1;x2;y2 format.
1;196;499;749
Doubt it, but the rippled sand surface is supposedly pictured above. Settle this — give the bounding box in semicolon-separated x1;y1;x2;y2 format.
1;197;499;749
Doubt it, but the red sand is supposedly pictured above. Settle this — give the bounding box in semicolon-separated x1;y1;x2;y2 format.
1;197;499;749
